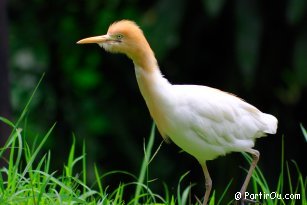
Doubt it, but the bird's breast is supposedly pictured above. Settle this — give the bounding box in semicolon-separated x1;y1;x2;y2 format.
134;66;176;141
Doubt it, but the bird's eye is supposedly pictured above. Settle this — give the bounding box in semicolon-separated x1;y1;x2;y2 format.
116;34;123;40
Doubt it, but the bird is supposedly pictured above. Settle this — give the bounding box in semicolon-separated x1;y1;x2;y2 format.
77;20;278;205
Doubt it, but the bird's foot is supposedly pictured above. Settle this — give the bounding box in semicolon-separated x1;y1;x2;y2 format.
234;198;262;205
195;195;203;205
195;195;209;205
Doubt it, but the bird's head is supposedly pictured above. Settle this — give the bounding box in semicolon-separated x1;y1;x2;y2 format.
77;20;153;64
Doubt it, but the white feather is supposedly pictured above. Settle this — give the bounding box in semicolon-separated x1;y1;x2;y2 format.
135;67;278;162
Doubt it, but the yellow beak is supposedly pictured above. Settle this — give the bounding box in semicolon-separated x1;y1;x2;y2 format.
77;35;109;44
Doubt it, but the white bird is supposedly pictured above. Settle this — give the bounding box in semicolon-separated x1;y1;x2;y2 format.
77;20;278;205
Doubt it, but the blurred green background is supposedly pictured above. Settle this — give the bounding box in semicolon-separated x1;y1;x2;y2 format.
1;0;306;199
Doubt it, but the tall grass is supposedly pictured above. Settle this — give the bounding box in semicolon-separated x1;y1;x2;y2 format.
0;79;306;204
242;136;306;205
0;115;188;204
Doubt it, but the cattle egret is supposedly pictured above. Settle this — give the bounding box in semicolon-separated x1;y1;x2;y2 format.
77;20;278;205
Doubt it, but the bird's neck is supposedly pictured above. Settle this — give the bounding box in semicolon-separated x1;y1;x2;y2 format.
127;38;173;107
134;61;173;138
132;45;170;97
130;41;158;73
132;45;174;139
134;57;169;100
133;46;173;109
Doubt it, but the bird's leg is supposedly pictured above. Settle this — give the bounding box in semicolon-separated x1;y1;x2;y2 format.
201;162;212;205
235;149;260;205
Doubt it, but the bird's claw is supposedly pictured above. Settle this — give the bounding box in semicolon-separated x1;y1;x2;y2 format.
194;195;207;205
194;195;203;205
195;195;211;205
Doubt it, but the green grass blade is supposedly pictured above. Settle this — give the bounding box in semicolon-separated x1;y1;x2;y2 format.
0;117;15;128
66;136;76;178
15;73;45;129
82;139;87;194
291;160;306;204
177;171;190;205
300;123;307;142
17;123;56;190
208;190;215;205
36;170;56;204
274;136;285;205
162;182;170;203
134;123;155;205
181;183;193;205
217;178;233;205
7;128;23;193
44;150;51;177
113;183;124;205
94;164;104;196
286;161;293;194
35;170;76;196
0;73;44;164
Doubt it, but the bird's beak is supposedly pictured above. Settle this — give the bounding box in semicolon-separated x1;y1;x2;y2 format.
77;34;109;44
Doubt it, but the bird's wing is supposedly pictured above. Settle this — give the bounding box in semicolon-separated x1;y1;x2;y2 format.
175;85;273;148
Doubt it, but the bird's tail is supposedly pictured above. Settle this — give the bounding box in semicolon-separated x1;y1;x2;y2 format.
261;113;278;134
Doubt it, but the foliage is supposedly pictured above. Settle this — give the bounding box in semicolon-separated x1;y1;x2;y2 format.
0;115;190;204
0;113;306;204
243;137;306;205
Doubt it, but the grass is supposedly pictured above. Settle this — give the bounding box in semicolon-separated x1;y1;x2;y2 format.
0;117;184;205
242;136;306;205
0;79;306;204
